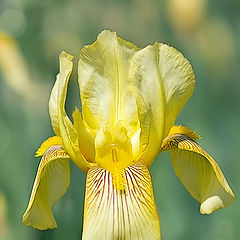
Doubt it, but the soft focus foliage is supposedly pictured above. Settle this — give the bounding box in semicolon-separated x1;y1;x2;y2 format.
0;0;239;239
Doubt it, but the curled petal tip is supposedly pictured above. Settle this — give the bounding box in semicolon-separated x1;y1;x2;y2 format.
59;51;74;61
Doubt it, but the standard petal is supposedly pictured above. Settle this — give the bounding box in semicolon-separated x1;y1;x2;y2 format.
22;144;70;230
78;30;139;136
49;51;73;136
49;51;89;172
130;43;195;166
82;163;161;240
160;126;235;214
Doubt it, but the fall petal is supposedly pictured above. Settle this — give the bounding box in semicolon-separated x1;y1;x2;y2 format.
22;144;70;229
82;163;161;240
160;126;235;214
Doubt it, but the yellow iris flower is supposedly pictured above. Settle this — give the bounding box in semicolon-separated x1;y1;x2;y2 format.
22;30;235;239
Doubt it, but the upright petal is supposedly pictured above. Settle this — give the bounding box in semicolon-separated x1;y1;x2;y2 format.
49;52;90;172
82;163;161;240
23;138;70;229
78;30;139;136
130;44;195;166
160;126;235;214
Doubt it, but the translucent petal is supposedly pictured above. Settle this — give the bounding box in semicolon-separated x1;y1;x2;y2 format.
78;30;139;136
82;163;161;240
130;43;195;166
49;51;89;172
160;126;235;214
22;145;70;229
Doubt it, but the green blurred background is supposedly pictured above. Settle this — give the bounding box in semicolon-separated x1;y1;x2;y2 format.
0;0;239;239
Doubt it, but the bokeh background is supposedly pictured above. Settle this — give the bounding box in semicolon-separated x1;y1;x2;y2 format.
0;0;239;239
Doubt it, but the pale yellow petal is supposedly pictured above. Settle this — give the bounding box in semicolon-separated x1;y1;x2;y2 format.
130;43;195;166
49;51;73;136
22;144;70;230
78;30;139;136
49;51;89;172
160;127;235;214
0;32;47;103
82;163;161;240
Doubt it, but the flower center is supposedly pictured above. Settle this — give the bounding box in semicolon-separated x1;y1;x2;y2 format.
94;121;134;191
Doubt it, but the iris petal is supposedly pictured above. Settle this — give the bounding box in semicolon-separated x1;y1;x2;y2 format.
22;144;70;229
49;51;90;172
78;30;139;135
130;43;195;166
82;163;161;240
78;31;195;168
160;126;235;214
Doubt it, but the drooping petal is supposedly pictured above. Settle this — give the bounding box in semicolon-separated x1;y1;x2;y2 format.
49;51;90;172
130;43;195;166
23;142;70;230
78;30;139;136
160;126;235;214
82;163;161;240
